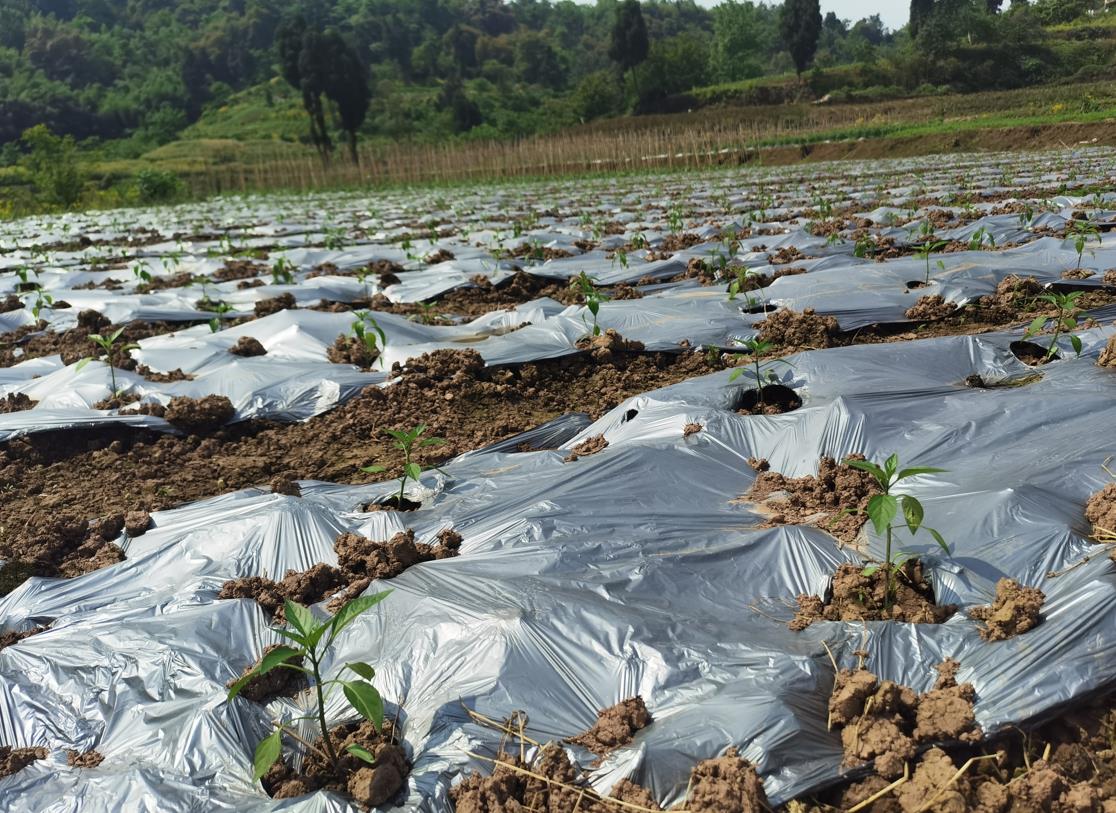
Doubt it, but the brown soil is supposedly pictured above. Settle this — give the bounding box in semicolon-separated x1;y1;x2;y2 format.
0;348;715;594
1062;268;1095;280
747;455;879;545
790;560;956;629
453;742;663;813
1098;335;1116;368
229;336;267;357
263;720;409;809
255;293;297;317
327;335;381;370
684;422;703;436
734;383;801;415
218;528;462;621
0;624;46;650
904;295;957;322
687;747;770;813
828;660;981;779
574;329;645;362
659;232;704;252
1084;483;1116;540
0;746;48;779
124;510;151;536
564;434;608;462
424;248;455;264
229;643;307;704
134;271;194;293
828;691;1116;813
213;259;267;282
164;395;235;433
968;578;1045;640
135;364;194;382
1;294;23;312
66;750;105;768
757;308;841;350
0;313;201;370
0;393;35;413
567;697;651;756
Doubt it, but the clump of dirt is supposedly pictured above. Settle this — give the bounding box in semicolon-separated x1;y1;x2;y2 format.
687;747;769;813
968;578;1045;640
0;746;48;779
392;348;485;382
0;393;35;413
254;293;296;317
229;643;307;704
327;335;380;370
974;275;1044;321
757;308;841;349
829;660;980;779
453;742;663;813
1097;334;1116;368
66;750;105;768
0;625;46;651
1062;267;1094;280
734;383;801;415
684;422;703;436
1011;339;1056;367
134;271;193;294
0;512;126;583
1084;483;1116;540
660;233;704;252
270;474;301;496
135;364;193;382
0;295;22;313
94;392;142;411
229;336;267;357
769;246;804;265
747;455;879;545
610;282;643;300
565;434;608;462
568;697;651;756
220;529;461;620
575;329;645;363
164;395;235;433
124;510;151;536
425;248;455;264
904;294;958;321
213;259;267;282
262;720;408;808
790;560;956;629
0;315;195;370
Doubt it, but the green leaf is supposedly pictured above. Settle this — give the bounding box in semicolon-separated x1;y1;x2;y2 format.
228;645;301;701
866;493;898;536
330;590;392;639
883;453;899;479
404;462;422;482
347;661;376;680
252;728;282;781
895;466;947;480
109;327;125;342
1024;316;1047;338
283;600;317;638
343;680;384;730
271;627;310;648
1070;334;1083;356
926;526;949;553
862;564;879;577
347;743;377;764
728;368;743;382
901;495;924;535
74;356;93;373
846;458;888;490
419;437;446;448
360;465;387;474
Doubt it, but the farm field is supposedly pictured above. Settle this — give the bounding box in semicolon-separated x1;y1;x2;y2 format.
1;148;1116;811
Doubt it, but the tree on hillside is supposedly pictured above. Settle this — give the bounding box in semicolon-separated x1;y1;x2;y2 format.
779;0;822;77
909;0;935;38
609;0;649;97
276;17;370;164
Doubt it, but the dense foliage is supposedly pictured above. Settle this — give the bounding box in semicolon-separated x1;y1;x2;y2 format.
0;0;1112;160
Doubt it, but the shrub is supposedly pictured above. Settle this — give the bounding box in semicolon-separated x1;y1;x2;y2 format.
133;169;184;203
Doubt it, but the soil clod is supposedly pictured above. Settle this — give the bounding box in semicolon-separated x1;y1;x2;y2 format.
568;696;651;757
968;577;1045;640
164;395;235;432
564;434;608;462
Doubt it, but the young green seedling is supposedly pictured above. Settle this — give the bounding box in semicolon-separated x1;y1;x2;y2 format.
570;271;609;337
728;337;792;409
271;258;295;286
228;592;391;780
209;301;234;332
1067;219;1100;271
360;424;446;506
1022;290;1085;362
914;240;949;285
844;454;948;612
350;311;387;368
78;327;139;396
30;290;53;320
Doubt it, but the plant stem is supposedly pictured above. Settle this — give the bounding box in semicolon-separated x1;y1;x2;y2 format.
310;648;340;770
753;357;764;407
884;525;894;612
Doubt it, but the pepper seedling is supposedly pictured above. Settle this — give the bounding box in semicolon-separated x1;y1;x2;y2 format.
728;337;792;409
360;424;446;506
1067;219;1100;271
271;257;295;286
570;271;609;337
1022;290;1085;362
77;327;139;396
228;592;392;780
914;239;948;285
843;454;948;612
350;310;387;369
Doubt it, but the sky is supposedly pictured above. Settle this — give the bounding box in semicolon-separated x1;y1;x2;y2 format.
819;0;905;30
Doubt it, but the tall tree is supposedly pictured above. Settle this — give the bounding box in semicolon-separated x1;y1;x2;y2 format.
608;0;649;97
909;0;935;38
779;0;822;77
321;30;371;164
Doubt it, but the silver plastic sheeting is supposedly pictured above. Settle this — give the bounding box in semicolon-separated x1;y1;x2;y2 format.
2;319;1115;811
